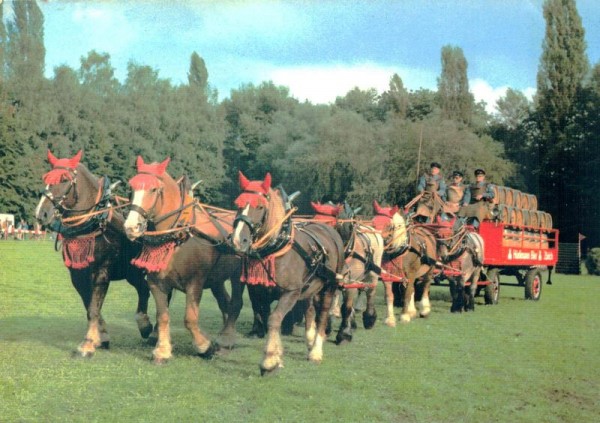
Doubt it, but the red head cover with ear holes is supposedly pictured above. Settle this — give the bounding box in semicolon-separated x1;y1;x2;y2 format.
43;150;83;185
235;171;272;208
129;156;171;190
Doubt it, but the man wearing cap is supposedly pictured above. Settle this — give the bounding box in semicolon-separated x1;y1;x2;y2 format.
466;168;494;203
412;162;446;223
417;162;446;199
458;168;495;227
444;170;470;214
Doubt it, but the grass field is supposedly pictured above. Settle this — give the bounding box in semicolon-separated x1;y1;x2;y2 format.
1;240;599;422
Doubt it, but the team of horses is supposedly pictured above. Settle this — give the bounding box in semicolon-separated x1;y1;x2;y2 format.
35;151;484;375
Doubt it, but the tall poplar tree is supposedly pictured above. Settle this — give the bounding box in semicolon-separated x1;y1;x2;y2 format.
437;45;473;124
0;2;6;83
535;0;589;241
536;0;588;140
6;0;45;93
188;51;209;102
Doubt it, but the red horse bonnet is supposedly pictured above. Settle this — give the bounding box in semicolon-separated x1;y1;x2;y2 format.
129;156;171;190
43;150;83;185
234;171;272;208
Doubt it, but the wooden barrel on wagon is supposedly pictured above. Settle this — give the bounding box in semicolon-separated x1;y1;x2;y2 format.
498;204;515;224
502;187;513;206
524;193;538;211
512;190;523;208
521;193;530;209
530;210;542;228
512;207;524;226
540;212;553;229
493;186;503;204
521;209;532;227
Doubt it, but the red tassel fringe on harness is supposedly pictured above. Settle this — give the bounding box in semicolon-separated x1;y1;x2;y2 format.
131;241;176;273
62;235;96;269
241;255;277;287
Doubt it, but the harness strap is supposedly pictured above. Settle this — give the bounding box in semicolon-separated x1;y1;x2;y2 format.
293;226;338;282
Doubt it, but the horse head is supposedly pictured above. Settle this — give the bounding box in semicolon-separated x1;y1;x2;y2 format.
35;149;91;226
232;171;284;254
124;156;177;240
371;200;407;248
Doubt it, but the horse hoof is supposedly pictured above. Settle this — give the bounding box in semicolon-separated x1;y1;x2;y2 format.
139;324;153;339
198;342;219;360
100;341;110;349
72;350;94;359
260;364;282;376
245;330;265;339
335;332;353;345
384;319;396;328
362;312;377;329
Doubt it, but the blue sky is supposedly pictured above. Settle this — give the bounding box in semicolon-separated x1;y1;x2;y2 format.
37;0;600;112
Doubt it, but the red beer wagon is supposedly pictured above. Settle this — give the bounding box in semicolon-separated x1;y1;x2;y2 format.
474;219;559;303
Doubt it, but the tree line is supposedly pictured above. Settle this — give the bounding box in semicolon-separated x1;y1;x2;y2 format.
0;0;597;247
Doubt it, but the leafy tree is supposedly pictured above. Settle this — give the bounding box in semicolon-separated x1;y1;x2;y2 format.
0;1;6;83
536;0;588;140
535;0;589;241
378;74;409;120
188;51;209;103
79;50;120;97
6;0;45;106
407;88;438;121
437;45;473;124
495;88;531;130
334;87;379;122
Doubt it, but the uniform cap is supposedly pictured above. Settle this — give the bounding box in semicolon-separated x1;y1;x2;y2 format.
474;168;486;176
430;162;442;169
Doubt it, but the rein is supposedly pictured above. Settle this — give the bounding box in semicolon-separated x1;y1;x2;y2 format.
47;175;116;238
252;206;297;250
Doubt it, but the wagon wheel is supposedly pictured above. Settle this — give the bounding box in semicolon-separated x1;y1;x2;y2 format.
524;268;543;301
484;268;500;305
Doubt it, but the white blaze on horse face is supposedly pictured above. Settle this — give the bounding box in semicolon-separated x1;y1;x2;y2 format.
233;204;250;249
124;189;147;236
35;185;53;223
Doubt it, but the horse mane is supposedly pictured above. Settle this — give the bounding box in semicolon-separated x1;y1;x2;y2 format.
263;187;286;239
389;212;408;249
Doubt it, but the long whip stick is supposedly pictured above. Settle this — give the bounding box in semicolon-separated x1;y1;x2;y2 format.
416;123;424;185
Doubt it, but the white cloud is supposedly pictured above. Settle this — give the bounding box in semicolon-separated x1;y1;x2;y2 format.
70;4;139;57
470;79;508;114
267;63;438;104
470;78;536;114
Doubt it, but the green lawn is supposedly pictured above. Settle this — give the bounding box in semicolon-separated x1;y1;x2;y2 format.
1;240;599;422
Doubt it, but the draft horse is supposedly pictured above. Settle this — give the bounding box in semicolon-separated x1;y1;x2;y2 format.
123;156;243;364
35;150;152;357
231;172;345;375
311;201;384;344
429;217;484;312
371;201;437;326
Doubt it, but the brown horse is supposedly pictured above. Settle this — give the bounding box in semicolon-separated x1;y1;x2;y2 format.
428;217;484;312
310;201;384;344
123;156;243;364
231;172;345;375
371;201;437;326
35;150;152;357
